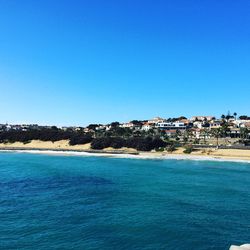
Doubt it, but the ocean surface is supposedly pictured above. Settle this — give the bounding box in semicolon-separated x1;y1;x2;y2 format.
0;152;250;250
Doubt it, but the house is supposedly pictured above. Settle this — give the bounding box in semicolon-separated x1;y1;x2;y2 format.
155;121;186;130
120;122;134;128
193;121;203;129
209;120;221;129
241;122;250;128
165;129;177;137
83;127;90;133
177;118;190;124
141;122;153;131
227;128;241;138
148;117;166;125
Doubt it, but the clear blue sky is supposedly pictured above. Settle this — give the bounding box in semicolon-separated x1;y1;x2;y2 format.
0;0;249;126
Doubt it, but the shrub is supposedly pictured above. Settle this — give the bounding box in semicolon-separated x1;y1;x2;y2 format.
126;137;155;151
110;137;125;149
183;145;193;154
69;134;93;145
167;144;176;153
155;147;164;152
193;138;200;144
91;137;112;150
23;140;31;144
123;137;166;151
91;137;126;150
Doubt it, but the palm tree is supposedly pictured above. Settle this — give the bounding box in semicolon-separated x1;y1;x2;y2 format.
200;128;210;144
233;112;237;120
211;128;222;148
225;111;231;122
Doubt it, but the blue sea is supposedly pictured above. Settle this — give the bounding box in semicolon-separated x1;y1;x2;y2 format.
0;152;250;250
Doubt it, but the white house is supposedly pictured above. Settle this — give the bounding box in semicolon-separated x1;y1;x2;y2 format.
155;121;186;130
141;123;153;131
120;122;135;129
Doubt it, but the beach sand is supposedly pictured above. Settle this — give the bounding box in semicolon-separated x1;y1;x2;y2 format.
0;140;250;163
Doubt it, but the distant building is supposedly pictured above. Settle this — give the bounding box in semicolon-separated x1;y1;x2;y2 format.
177;118;190;124
83;128;90;133
148;117;166;125
120;122;135;128
227;128;241;138
155;121;186;130
241;122;250;128
209;120;221;129
141;122;153;131
165;129;177;137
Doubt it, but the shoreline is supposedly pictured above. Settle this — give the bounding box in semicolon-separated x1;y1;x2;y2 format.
0;146;139;155
1;147;250;164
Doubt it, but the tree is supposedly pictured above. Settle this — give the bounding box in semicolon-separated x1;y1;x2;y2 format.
221;124;229;138
147;128;156;137
69;134;93;145
221;114;225;120
211;128;223;148
233;112;237;120
87;124;100;131
167;144;176;153
186;128;194;142
182;129;193;144
110;126;126;137
130;120;143;126
239;115;249;120
133;130;142;137
240;127;249;140
199;129;210;144
110;122;120;128
178;116;187;120
183;144;193;154
226;111;231;121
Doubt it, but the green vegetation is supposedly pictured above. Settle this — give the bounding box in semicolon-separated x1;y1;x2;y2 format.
0;128;92;145
166;144;176;153
1;111;250;152
183;145;193;154
91;137;167;151
155;147;165;152
0;128;168;152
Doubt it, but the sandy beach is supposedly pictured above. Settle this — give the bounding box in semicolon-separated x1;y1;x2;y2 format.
0;140;250;163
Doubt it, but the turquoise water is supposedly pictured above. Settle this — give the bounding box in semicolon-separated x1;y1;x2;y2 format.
0;152;250;250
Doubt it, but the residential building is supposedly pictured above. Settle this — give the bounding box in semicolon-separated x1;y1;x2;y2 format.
141;122;153;131
148;117;166;125
155;121;186;130
209;120;221;129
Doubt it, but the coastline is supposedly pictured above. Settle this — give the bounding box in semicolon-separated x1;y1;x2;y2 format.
1;145;250;164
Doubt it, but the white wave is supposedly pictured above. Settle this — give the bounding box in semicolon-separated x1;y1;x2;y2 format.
1;149;250;164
